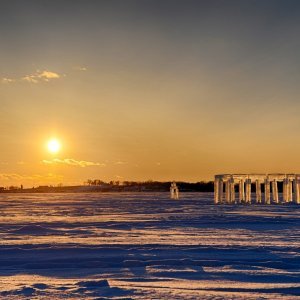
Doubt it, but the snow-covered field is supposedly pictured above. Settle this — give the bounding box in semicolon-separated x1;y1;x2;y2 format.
0;192;299;299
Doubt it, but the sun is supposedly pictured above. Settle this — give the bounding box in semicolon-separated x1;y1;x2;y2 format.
47;139;61;154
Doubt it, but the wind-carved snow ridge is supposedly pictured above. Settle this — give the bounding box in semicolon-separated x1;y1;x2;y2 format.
0;192;299;299
8;225;60;235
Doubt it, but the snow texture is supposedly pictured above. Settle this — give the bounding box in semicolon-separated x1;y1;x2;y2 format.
0;192;299;299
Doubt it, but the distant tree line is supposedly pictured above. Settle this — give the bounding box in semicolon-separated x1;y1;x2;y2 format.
84;180;214;192
0;185;23;191
1;180;290;193
82;180;289;193
0;181;215;193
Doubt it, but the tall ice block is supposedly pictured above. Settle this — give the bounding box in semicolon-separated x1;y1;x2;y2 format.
214;174;300;205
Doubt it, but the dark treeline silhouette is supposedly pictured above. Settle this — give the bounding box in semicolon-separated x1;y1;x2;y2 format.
0;180;214;193
0;181;289;193
84;180;214;192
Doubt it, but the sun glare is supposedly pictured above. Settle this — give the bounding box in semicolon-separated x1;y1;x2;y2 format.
47;139;61;154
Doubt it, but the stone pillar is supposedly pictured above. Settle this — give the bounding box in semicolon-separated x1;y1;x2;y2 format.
245;178;251;203
293;175;300;204
255;180;262;204
272;180;279;204
283;178;289;203
225;180;230;204
214;178;219;204
218;179;224;203
264;178;270;204
239;179;245;203
230;178;235;203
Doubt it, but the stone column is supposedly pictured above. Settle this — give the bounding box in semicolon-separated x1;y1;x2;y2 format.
214;178;219;204
230;178;235;204
245;178;251;203
225;180;230;204
218;179;224;203
264;178;270;204
239;179;245;203
283;178;289;203
293;175;300;204
256;180;262;204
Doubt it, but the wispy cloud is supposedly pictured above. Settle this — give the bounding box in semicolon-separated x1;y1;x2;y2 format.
1;78;15;84
42;158;105;167
22;70;61;83
1;70;63;84
0;173;63;181
114;161;128;165
73;66;87;71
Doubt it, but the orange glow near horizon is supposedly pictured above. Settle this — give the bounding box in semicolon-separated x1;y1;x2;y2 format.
2;2;300;187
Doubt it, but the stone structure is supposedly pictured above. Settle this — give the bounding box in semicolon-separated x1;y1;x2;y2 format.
214;174;300;204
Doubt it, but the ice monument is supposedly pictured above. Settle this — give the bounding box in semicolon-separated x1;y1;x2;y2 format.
214;174;300;204
170;182;179;199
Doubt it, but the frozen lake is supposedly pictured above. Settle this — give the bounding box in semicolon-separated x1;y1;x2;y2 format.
0;192;299;299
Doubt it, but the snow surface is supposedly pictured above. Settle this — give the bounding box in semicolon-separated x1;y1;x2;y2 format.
0;192;299;299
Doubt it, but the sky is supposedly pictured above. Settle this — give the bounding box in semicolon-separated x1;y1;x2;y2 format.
1;0;300;186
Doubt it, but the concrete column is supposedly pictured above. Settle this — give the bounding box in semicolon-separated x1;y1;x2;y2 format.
225;181;230;204
256;180;262;204
239;179;245;203
272;180;279;204
293;175;300;204
218;179;224;203
245;178;251;203
283;178;289;203
214;178;219;204
230;178;235;203
264;178;270;204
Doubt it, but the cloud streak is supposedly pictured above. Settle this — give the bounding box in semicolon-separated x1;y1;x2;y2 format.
42;158;105;167
114;161;128;165
1;78;15;84
1;70;62;84
22;70;61;83
0;173;63;181
73;66;87;71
